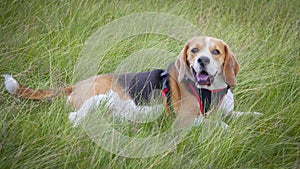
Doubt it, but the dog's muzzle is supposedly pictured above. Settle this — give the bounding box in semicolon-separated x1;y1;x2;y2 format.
191;56;217;87
192;68;213;86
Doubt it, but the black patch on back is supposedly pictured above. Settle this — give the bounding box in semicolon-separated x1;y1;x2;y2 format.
128;69;164;105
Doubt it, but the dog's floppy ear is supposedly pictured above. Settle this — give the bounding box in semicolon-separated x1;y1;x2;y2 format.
175;44;189;82
223;44;240;86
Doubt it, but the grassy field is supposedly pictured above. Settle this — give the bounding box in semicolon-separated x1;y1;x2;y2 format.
1;0;299;168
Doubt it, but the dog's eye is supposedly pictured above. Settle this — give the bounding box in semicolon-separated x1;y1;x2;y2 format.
212;49;220;55
191;48;199;53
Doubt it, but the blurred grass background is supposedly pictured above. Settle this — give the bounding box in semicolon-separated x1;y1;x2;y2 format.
0;0;299;168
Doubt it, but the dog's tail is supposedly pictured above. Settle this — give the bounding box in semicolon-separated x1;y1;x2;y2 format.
3;74;73;100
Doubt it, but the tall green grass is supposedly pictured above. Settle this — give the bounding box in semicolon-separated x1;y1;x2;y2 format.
1;0;299;168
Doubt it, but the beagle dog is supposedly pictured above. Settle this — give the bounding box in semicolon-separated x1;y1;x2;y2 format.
3;36;261;127
166;36;239;125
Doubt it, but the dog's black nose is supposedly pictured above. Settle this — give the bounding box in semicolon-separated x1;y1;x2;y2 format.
197;56;210;66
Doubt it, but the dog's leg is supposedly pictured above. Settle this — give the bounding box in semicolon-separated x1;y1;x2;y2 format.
69;96;97;127
193;115;206;126
69;94;109;127
227;111;264;118
193;113;230;130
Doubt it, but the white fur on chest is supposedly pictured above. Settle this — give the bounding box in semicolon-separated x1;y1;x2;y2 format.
219;89;234;114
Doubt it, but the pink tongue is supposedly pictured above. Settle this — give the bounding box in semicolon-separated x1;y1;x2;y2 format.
197;73;209;81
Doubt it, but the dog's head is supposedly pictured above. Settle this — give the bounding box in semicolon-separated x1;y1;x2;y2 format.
175;36;240;88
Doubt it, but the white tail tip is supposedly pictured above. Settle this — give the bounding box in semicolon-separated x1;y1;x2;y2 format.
3;74;19;94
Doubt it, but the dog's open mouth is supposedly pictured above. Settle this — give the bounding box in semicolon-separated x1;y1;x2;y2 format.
192;69;212;86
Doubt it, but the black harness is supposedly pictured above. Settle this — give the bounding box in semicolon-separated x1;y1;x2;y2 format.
161;71;173;116
161;71;229;116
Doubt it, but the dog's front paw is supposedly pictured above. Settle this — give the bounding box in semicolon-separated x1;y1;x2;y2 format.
219;122;230;130
193;116;206;126
193;116;230;131
233;111;264;118
252;112;264;117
